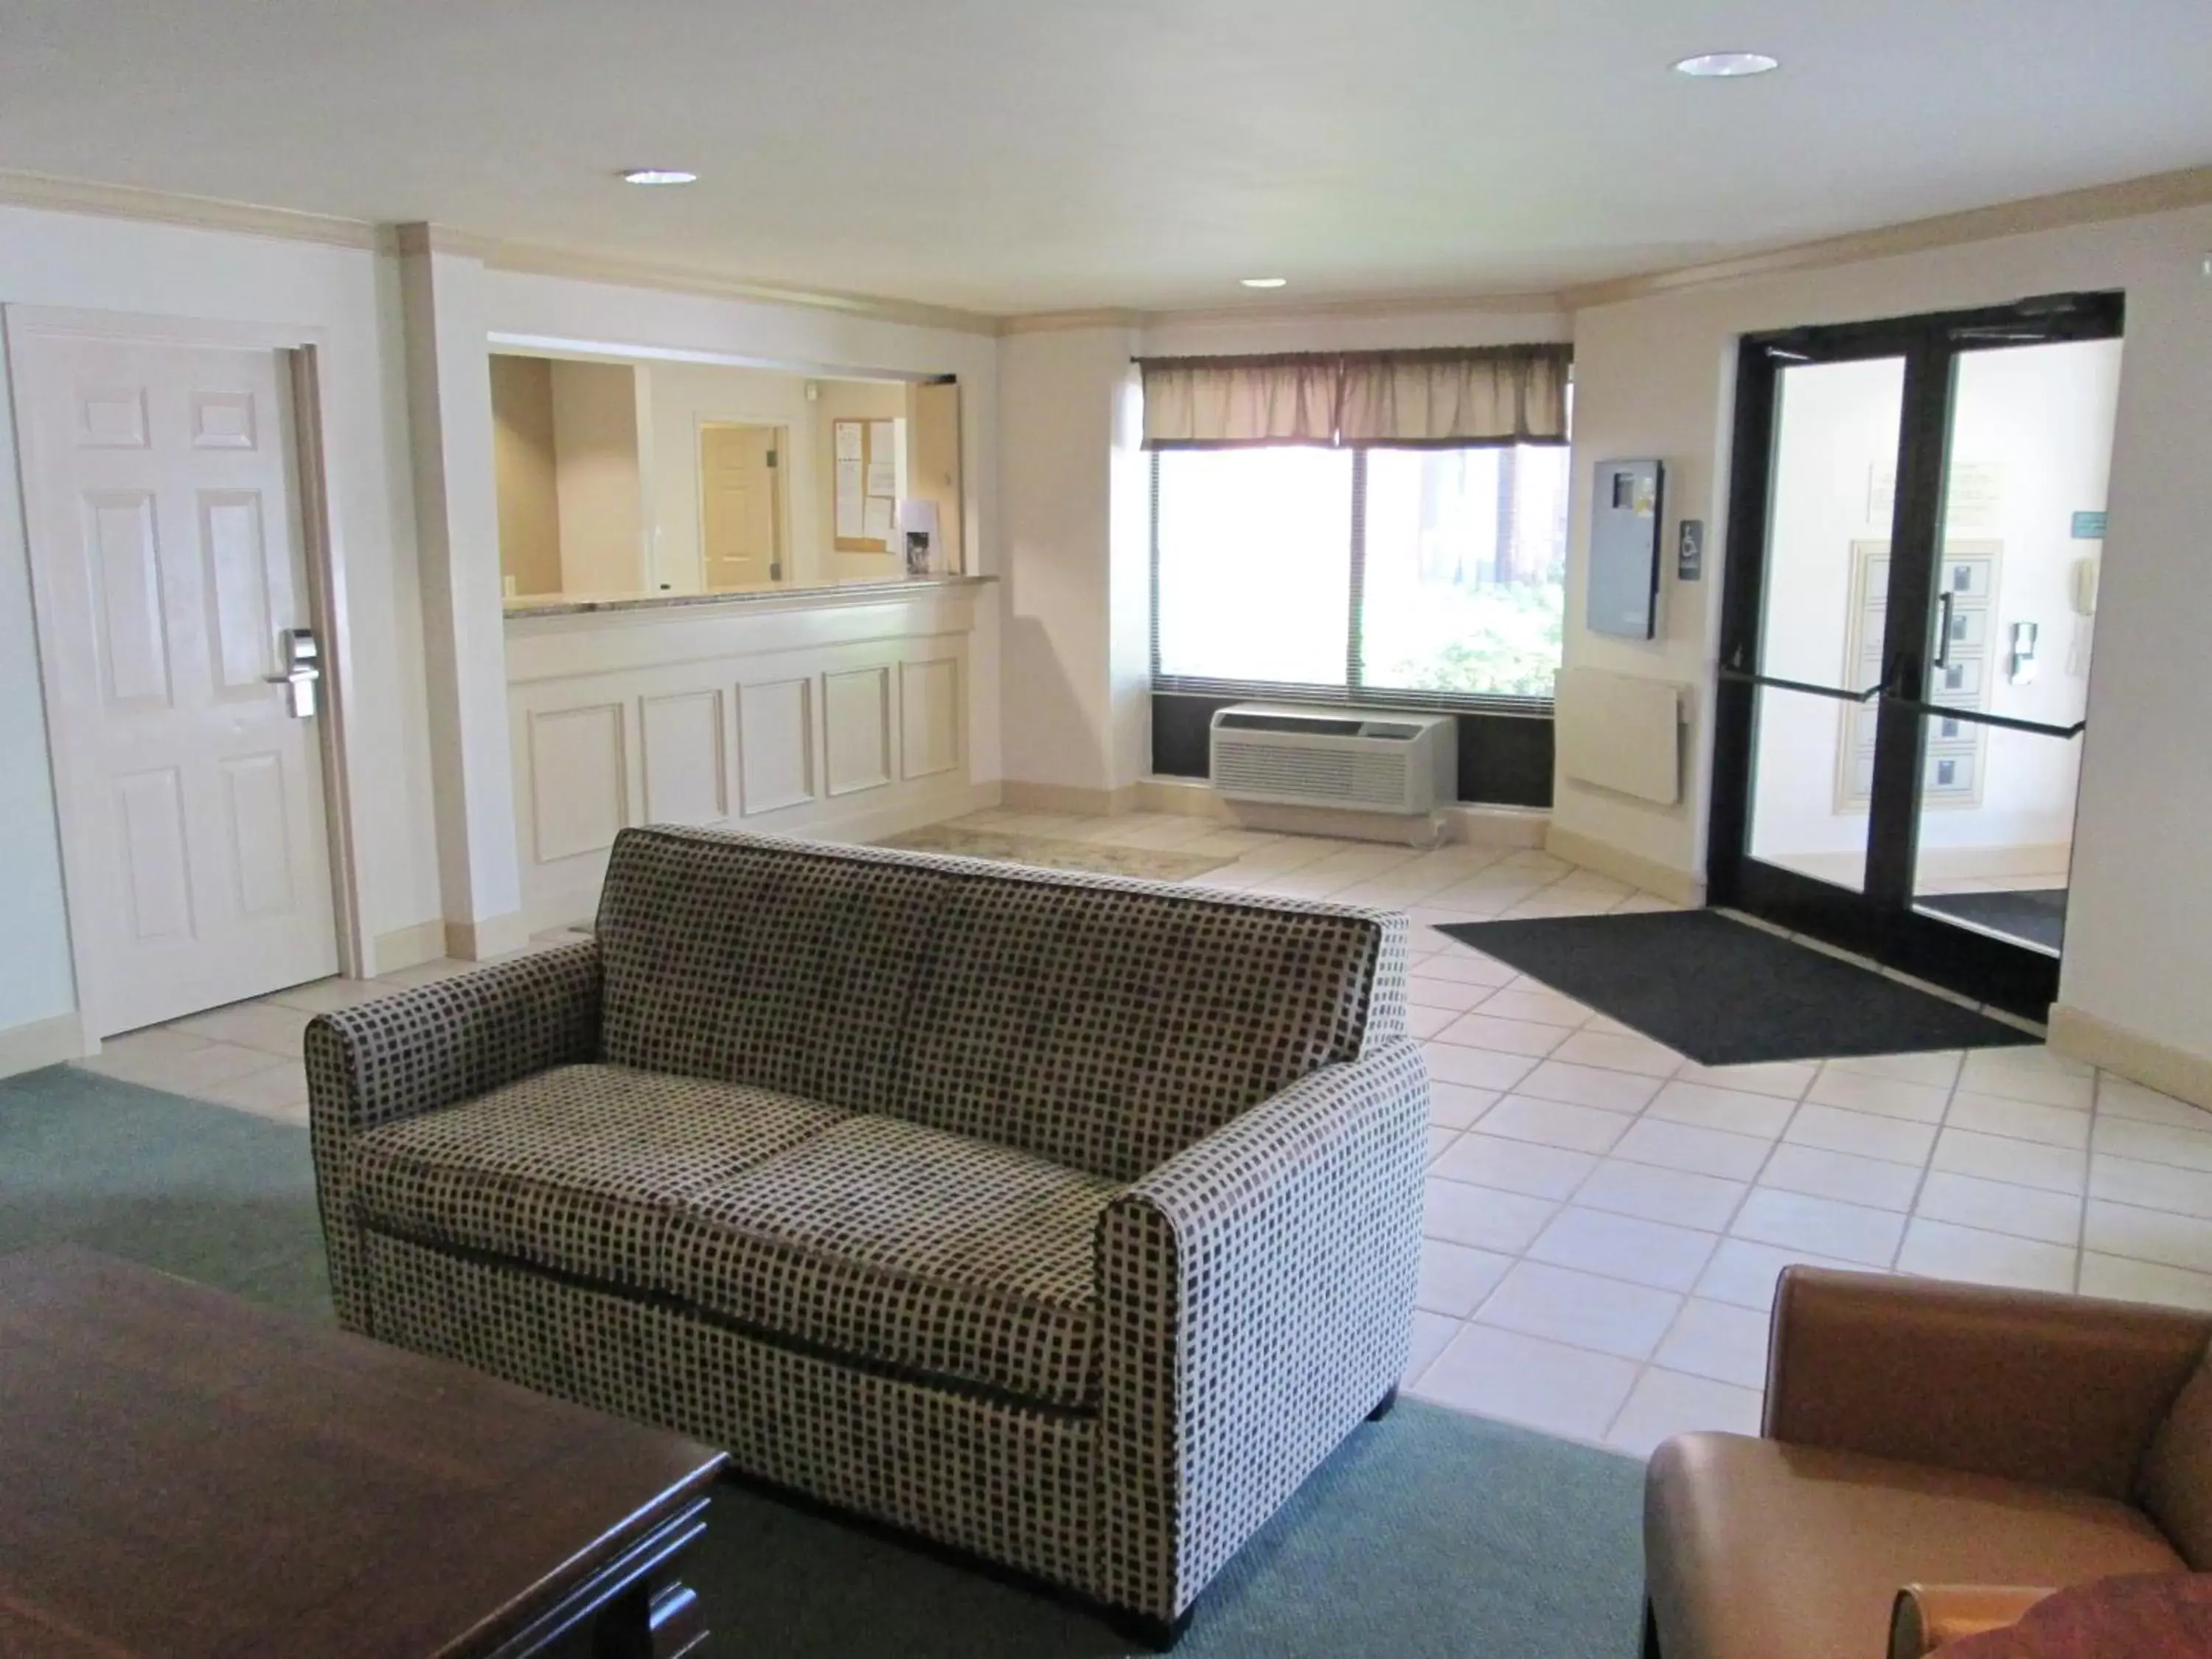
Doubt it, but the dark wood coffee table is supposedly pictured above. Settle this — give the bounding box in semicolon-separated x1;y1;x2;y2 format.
0;1246;728;1658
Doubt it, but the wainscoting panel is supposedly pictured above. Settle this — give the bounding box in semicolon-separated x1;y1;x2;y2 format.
529;703;630;863
824;667;894;798
737;678;815;817
639;689;728;826
900;657;961;780
505;583;990;931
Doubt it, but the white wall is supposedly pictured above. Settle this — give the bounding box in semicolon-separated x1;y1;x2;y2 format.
647;361;813;593
0;205;443;1048
998;327;1138;796
490;353;563;596
481;265;1003;787
1558;204;2212;1073
994;305;1574;799
549;358;647;597
0;210;1006;1058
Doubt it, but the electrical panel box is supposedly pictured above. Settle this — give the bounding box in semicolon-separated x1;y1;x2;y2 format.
1587;459;1665;640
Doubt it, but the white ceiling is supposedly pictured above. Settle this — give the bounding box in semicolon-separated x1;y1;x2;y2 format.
2;0;2208;316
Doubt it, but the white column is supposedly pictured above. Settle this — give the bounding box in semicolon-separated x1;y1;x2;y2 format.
1106;355;1153;793
999;324;1143;809
395;224;527;960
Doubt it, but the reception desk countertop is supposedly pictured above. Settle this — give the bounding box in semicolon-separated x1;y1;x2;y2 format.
504;573;993;622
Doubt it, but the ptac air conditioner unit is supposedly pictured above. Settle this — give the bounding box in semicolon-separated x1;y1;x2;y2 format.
1208;704;1456;815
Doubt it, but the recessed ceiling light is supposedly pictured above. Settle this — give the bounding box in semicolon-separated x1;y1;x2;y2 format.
620;167;698;186
1673;51;1779;77
1239;276;1289;289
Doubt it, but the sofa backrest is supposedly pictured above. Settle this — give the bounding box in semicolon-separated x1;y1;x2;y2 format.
898;860;1405;1180
594;827;1405;1179
2139;1353;2212;1568
596;829;949;1117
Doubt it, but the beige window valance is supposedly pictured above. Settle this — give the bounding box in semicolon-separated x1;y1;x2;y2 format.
1139;344;1571;449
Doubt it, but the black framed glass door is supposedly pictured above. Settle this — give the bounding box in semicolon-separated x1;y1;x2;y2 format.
1708;293;2124;1019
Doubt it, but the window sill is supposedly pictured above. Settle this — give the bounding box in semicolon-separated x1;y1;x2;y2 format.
1150;675;1555;720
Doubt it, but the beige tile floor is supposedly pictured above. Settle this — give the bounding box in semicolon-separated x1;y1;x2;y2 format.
72;808;2212;1463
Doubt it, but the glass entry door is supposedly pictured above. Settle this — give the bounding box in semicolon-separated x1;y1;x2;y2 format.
1708;295;2124;1018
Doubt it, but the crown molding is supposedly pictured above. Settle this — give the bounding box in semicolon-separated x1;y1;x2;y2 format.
0;166;379;249
10;160;2211;343
998;308;1149;336
1561;163;2212;310
1141;288;1567;330
467;236;1004;336
998;289;1570;337
0;174;1000;337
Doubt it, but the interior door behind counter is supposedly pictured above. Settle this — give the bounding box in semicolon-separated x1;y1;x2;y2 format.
700;422;783;591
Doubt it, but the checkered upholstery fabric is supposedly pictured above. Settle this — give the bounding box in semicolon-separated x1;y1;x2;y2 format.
363;1231;1099;1592
1096;1037;1428;1620
899;872;1394;1180
594;830;947;1116
661;1114;1119;1409
305;832;1428;1631
352;1065;848;1292
596;826;1406;1179
305;941;602;1330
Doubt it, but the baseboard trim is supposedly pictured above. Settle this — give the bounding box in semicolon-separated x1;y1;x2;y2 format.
445;911;533;964
1445;804;1551;849
1544;827;1706;908
0;1011;88;1079
1135;775;1550;848
371;919;448;976
1000;780;1142;816
2048;1004;2212;1113
1134;777;1234;821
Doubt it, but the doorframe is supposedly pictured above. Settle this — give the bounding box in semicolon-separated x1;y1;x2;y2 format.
3;305;372;1040
1706;293;2124;1018
694;417;791;591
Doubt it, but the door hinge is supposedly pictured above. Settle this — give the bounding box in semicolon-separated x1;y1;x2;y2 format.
765;449;778;467
770;560;783;580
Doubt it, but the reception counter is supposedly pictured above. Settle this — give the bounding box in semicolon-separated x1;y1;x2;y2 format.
504;575;994;931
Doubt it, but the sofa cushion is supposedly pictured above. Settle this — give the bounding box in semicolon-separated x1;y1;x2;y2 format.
352;1063;847;1290
899;871;1399;1180
595;828;950;1116
661;1115;1119;1409
1646;1433;2185;1659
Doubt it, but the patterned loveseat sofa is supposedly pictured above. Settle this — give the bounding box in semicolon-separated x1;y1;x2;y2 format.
305;827;1426;1645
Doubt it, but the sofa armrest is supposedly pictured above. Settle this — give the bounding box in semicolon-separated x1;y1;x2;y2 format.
1092;1037;1427;1624
303;940;601;1329
1764;1267;2212;1500
303;939;602;1138
1889;1585;2056;1658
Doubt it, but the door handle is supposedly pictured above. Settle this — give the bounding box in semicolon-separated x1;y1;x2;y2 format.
265;627;321;718
1932;591;1956;671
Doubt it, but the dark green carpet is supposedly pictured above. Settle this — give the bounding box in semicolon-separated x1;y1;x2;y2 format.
0;1064;1646;1656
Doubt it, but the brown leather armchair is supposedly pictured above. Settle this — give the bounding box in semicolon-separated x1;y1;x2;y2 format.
1643;1266;2212;1659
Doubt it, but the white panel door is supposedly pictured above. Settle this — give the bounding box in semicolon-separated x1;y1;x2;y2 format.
10;324;339;1035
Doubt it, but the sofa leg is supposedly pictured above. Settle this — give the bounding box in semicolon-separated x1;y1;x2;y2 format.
1366;1385;1399;1422
1642;1596;1663;1659
1105;1605;1194;1652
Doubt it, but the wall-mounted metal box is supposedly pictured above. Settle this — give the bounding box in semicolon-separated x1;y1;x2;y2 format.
1587;459;1665;640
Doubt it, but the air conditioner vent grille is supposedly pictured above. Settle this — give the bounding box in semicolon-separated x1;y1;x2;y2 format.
1206;703;1455;816
1214;739;1409;807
